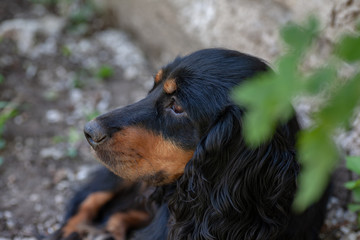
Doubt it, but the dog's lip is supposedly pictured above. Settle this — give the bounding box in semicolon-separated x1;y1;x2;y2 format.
166;108;187;117
85;134;108;148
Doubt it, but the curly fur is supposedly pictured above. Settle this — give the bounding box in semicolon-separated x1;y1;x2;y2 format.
59;49;329;240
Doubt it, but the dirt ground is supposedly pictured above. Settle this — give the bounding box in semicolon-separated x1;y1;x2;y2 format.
0;1;358;239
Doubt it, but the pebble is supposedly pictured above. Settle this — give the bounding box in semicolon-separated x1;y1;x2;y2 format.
35;203;43;212
39;147;64;160
54;195;64;204
6;219;15;229
76;165;94;181
0;16;64;56
4;211;12;219
45;109;63;123
25;64;38;79
56;181;70;191
30;194;40;202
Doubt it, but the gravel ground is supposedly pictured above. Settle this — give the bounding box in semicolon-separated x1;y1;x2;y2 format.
0;1;359;239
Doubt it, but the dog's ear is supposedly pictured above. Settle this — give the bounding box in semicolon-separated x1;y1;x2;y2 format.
169;105;299;239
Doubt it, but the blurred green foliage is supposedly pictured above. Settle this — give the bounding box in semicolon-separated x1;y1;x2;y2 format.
31;0;98;35
0;70;18;167
85;110;100;121
72;69;89;89
67;127;82;158
61;45;72;57
96;65;114;80
345;156;360;219
64;0;98;35
0;101;18;150
52;127;83;158
232;17;360;212
0;74;4;84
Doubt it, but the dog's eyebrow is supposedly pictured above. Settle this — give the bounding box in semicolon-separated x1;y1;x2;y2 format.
154;69;163;84
163;78;177;94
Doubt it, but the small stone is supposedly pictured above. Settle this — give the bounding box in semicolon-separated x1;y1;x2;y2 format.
30;194;39;202
46;109;63;123
40;147;64;160
4;211;12;219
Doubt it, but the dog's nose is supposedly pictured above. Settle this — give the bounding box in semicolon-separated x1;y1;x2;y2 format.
84;120;108;147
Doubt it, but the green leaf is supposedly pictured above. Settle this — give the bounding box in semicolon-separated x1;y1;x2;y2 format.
335;34;360;62
73;78;85;89
346;156;360;175
0;156;3;166
0;107;18;127
348;203;360;212
353;188;360;202
52;135;66;144
303;67;337;94
345;179;360;190
316;73;360;130
96;65;114;80
61;45;72;57
280;17;319;53
0;74;4;84
85;110;100;121
293;127;338;212
232;72;294;145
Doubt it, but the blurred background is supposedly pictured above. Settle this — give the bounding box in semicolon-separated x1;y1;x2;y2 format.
0;0;359;239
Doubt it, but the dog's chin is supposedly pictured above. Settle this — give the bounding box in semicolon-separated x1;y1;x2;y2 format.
91;148;181;186
92;149;135;178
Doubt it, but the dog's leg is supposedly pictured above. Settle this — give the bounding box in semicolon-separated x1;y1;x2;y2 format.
62;191;114;237
52;167;149;239
106;210;150;240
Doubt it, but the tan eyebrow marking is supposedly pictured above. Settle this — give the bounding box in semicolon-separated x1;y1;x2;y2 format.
154;69;163;84
163;78;177;94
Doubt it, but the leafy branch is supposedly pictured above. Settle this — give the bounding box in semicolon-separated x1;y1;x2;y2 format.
232;17;360;211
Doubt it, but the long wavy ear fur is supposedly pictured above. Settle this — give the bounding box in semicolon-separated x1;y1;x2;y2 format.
168;106;300;240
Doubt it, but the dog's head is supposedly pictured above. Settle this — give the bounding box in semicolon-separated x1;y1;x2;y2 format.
84;48;269;185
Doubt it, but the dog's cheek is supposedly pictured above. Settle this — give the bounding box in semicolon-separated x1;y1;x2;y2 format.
106;127;194;184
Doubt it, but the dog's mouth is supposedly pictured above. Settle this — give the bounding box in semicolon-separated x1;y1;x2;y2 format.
84;122;194;185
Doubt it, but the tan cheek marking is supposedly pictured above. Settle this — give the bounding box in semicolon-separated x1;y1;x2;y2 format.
106;210;150;240
109;127;194;184
154;69;163;84
163;78;177;94
62;191;114;237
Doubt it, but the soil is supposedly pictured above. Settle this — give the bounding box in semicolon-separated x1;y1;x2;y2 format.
0;1;358;240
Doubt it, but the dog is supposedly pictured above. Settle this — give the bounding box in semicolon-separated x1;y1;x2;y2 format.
54;49;329;240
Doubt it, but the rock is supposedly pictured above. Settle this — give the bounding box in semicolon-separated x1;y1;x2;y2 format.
45;109;63;123
0;16;65;56
40;147;64;160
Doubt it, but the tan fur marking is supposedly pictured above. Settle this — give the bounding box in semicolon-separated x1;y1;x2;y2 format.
154;69;163;83
106;210;150;240
62;191;114;237
163;78;177;94
96;127;194;184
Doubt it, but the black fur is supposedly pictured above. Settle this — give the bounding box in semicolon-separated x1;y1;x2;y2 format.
59;49;329;240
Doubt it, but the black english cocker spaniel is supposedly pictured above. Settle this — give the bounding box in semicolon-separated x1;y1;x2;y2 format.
54;49;330;240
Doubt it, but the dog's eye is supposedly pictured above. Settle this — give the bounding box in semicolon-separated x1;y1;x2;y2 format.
169;98;184;115
171;103;184;114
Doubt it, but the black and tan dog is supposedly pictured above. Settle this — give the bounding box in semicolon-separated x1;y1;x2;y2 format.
55;49;329;240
